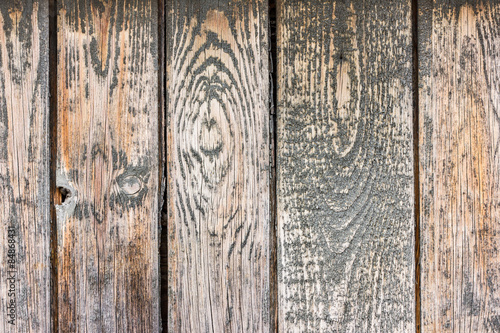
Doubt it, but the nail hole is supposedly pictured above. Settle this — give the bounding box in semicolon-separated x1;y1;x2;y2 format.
56;186;72;204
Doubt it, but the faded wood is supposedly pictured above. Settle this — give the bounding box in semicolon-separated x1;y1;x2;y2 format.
277;0;415;332
56;0;159;331
419;1;500;331
0;1;50;332
166;0;270;331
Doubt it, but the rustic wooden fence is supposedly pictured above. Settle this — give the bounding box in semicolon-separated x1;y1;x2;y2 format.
1;0;499;332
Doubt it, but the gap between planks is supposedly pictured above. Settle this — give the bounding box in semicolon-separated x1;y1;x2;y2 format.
49;0;58;331
412;0;421;332
269;0;279;331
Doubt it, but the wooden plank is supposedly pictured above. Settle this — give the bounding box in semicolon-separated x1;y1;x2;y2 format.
419;1;500;331
0;1;51;332
277;0;415;331
56;0;159;331
166;1;270;331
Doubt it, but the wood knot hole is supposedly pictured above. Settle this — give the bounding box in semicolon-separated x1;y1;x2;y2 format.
56;186;72;205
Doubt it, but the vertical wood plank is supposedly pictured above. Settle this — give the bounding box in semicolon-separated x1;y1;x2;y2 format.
166;1;270;331
56;0;159;331
0;1;50;331
419;1;500;331
277;0;415;331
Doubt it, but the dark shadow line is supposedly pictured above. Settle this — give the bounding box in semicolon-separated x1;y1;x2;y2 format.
158;0;168;331
269;0;278;332
48;0;58;331
411;0;421;331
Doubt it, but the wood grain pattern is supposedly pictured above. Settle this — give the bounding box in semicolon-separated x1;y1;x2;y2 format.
0;1;51;332
419;1;500;331
277;0;415;331
56;0;159;331
166;1;270;332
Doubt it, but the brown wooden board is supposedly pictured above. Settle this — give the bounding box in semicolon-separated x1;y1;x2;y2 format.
165;0;271;331
419;1;500;331
0;1;51;331
56;0;159;331
277;0;415;331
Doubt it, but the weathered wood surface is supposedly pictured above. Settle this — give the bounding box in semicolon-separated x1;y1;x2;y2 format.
0;1;51;332
419;1;500;331
56;0;159;331
166;0;270;331
277;0;415;331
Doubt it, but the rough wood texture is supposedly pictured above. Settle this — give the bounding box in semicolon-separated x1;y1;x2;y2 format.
0;1;51;332
419;1;500;331
56;0;159;331
277;0;415;331
166;1;270;331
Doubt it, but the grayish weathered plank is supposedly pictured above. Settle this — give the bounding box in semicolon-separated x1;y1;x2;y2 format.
166;1;270;331
0;1;51;332
277;0;415;331
419;1;500;331
56;0;159;331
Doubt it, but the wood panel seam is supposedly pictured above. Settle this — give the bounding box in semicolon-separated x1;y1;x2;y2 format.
412;0;421;332
49;0;58;331
269;0;278;332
